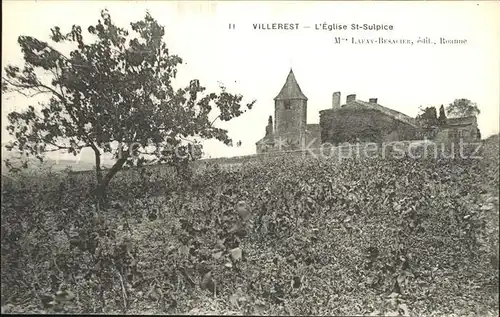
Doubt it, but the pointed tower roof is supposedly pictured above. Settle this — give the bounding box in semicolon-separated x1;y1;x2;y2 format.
274;69;308;101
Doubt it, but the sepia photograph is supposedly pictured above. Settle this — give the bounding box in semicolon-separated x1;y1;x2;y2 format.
1;0;499;315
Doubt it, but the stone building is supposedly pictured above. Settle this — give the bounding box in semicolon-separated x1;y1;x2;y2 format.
319;94;421;145
433;116;480;143
256;69;321;154
256;70;480;153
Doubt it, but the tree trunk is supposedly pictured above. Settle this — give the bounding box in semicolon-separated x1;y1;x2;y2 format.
94;149;103;186
91;148;105;208
95;157;128;204
91;144;129;207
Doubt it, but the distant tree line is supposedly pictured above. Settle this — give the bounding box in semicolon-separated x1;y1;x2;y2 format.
416;98;480;129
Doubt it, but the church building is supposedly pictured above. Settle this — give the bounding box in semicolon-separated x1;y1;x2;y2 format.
256;69;480;154
255;69;320;154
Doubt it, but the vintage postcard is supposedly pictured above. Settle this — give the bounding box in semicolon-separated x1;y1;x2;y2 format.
1;1;499;315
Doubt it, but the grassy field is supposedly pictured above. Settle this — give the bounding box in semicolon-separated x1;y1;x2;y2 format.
1;136;498;315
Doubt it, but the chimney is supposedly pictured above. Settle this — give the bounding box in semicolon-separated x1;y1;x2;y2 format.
332;91;341;109
346;94;356;103
369;98;378;103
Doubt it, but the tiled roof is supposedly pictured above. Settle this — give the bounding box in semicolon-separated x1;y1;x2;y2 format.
342;99;419;128
255;135;274;145
274;69;308;101
446;116;477;126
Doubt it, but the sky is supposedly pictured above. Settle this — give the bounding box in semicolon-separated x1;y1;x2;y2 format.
2;0;499;164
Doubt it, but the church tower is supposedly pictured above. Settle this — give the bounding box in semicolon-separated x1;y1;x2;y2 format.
274;69;308;145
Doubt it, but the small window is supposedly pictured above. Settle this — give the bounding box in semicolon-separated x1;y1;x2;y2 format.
284;101;291;110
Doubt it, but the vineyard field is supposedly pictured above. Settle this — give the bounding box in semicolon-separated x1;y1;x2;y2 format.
1;135;498;315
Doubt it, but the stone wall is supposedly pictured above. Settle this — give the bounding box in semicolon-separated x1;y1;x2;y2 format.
434;125;480;144
305;124;321;148
320;108;419;145
274;99;307;142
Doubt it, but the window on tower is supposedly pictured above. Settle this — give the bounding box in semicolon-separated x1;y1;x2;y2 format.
284;101;291;110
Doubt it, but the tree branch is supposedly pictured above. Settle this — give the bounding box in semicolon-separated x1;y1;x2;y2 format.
210;115;220;127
